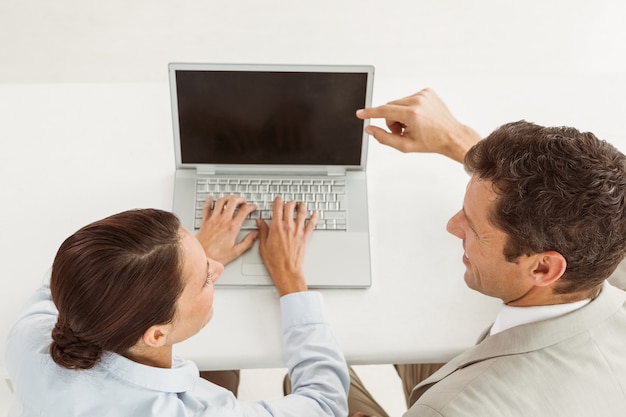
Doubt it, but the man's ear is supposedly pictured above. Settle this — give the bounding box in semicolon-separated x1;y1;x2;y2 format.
142;324;171;348
531;251;567;287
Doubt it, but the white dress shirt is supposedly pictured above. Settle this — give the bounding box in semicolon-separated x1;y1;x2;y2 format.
489;298;591;335
5;286;349;417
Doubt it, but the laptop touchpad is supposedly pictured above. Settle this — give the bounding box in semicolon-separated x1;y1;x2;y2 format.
241;243;270;276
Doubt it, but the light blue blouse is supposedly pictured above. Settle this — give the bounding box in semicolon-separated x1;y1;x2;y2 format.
5;286;349;417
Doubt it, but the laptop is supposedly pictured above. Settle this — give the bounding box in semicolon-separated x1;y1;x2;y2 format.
168;63;373;288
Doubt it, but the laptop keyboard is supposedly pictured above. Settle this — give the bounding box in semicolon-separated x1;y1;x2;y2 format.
194;178;347;231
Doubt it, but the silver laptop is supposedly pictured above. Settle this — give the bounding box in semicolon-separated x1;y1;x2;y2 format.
169;63;373;288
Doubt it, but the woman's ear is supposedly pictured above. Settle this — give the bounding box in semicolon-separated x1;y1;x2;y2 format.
531;251;567;287
142;324;171;348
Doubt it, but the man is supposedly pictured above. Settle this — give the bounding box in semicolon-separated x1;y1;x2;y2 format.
351;89;626;417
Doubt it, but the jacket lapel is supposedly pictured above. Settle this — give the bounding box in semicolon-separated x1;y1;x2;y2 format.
408;282;625;406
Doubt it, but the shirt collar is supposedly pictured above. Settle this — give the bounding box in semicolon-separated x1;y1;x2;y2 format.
489;298;592;336
99;352;199;392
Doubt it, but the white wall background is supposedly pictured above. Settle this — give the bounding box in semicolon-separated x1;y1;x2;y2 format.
1;0;625;83
0;0;625;412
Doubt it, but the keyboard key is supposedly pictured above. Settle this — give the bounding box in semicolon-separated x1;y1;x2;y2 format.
322;211;346;220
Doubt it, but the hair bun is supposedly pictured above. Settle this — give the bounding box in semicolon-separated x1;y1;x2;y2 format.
50;320;103;370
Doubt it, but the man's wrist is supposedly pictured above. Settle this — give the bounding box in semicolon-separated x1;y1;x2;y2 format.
446;124;481;163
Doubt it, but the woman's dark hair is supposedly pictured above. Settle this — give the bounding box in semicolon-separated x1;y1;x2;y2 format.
465;120;626;294
49;209;184;370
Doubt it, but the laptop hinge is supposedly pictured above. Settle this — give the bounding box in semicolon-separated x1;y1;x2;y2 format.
327;167;346;176
196;167;216;175
195;166;346;176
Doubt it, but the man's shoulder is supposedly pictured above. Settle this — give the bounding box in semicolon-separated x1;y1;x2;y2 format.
410;343;626;417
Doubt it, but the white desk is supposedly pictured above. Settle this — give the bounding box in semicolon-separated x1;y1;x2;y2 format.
2;75;623;372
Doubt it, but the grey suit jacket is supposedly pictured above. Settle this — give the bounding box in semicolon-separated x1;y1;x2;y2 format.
405;282;626;417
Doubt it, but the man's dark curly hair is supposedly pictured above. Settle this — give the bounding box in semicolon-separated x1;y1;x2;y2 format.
464;120;626;294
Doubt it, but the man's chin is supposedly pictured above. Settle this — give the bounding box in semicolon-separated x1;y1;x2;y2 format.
463;273;480;293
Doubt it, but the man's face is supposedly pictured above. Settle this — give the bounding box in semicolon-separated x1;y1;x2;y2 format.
446;175;537;304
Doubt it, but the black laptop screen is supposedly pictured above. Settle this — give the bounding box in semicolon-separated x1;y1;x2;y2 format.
175;70;368;165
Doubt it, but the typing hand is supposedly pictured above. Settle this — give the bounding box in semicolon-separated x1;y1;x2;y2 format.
356;88;481;163
257;196;318;296
196;195;259;265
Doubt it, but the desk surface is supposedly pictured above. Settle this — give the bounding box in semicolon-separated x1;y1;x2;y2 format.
3;76;622;371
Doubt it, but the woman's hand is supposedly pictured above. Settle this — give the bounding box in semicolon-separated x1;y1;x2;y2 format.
195;195;259;265
256;197;317;296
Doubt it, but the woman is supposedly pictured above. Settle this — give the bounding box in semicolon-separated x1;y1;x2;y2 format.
6;195;349;416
